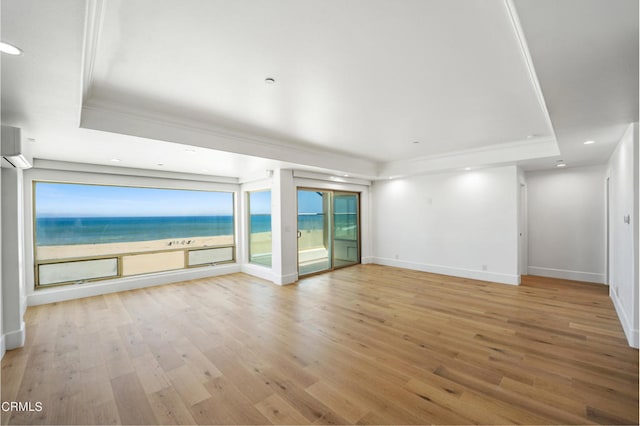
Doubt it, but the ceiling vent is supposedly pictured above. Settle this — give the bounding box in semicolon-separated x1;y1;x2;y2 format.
1;125;32;169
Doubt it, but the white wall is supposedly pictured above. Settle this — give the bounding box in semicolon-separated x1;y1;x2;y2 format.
2;167;26;350
371;166;519;285
0;56;3;359
607;122;638;348
271;169;298;285
517;167;527;277
526;165;606;283
0;168;3;358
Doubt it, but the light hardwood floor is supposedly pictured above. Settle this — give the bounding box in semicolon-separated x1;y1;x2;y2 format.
2;265;638;425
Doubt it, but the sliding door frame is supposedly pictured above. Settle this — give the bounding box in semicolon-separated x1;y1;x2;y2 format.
332;190;361;271
296;187;361;277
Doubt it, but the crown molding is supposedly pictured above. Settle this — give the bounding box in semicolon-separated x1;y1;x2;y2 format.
80;100;560;180
32;159;239;185
379;136;560;178
79;101;380;177
292;170;372;186
79;0;105;108
504;0;557;139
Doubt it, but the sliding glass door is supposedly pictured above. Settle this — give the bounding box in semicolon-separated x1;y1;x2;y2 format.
297;189;359;276
333;192;359;268
297;190;331;275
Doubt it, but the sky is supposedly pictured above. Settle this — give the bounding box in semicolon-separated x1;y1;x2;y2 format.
297;190;324;214
35;183;328;217
249;190;271;214
35;182;234;217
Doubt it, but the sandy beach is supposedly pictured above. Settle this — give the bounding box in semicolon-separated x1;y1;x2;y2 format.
36;235;235;261
37;228;329;261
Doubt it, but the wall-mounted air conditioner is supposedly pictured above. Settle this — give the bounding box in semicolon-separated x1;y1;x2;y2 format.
1;125;32;169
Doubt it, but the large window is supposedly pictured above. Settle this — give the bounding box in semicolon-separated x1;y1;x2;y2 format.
34;182;235;287
248;190;272;267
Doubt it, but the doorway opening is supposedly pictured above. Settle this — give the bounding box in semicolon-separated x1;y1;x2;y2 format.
518;183;528;279
605;176;610;285
297;189;360;276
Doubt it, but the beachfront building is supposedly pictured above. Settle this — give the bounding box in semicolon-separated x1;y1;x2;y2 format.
0;0;638;424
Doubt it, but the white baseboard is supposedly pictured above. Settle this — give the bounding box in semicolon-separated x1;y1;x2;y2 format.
239;264;298;286
371;257;519;285
240;263;275;282
28;264;241;306
361;256;375;265
3;321;26;351
610;286;639;348
527;266;605;284
275;272;298;286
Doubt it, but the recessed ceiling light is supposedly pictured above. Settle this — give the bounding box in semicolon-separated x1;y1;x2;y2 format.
265;77;275;84
0;41;22;55
464;167;472;171
584;140;595;145
412;141;420;144
344;174;349;177
557;163;566;168
110;158;121;162
157;163;164;166
201;169;209;172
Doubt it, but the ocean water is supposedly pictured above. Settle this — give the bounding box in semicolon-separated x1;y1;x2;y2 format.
249;214;272;234
36;216;235;246
35;214;341;246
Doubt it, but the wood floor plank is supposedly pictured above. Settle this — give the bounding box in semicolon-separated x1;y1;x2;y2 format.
170;337;223;383
131;352;172;395
0;350;29;403
202;349;275;404
1;265;637;425
164;364;211;407
110;372;157;425
305;381;368;424
147;387;196;425
406;377;512;424
190;396;236;425
201;376;271;425
255;393;311;425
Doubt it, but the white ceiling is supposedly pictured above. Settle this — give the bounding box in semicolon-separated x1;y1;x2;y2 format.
1;0;637;180
514;0;639;170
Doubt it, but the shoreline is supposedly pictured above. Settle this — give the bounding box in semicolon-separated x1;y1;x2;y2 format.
36;235;235;261
36;229;326;261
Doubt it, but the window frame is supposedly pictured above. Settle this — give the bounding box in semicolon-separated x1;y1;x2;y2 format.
247;189;272;268
32;179;237;288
